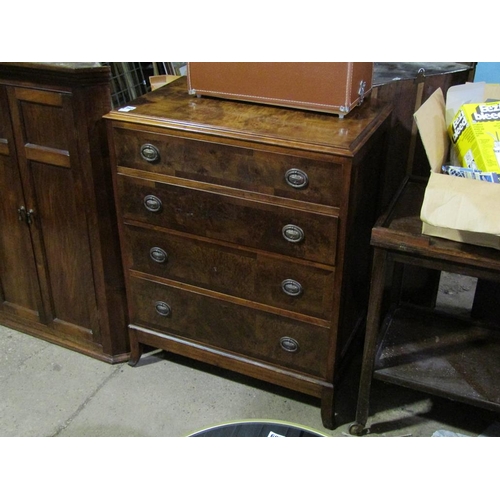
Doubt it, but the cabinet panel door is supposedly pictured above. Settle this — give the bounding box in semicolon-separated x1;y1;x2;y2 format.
0;87;43;322
7;86;101;343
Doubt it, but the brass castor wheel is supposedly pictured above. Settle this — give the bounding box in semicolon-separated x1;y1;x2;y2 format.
348;422;365;436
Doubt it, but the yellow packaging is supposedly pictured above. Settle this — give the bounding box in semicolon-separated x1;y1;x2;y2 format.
449;101;500;174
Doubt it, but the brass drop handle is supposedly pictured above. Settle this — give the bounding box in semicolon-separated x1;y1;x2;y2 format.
155;301;171;317
140;143;160;163
282;224;305;244
150;247;168;264
143;195;162;213
285;168;309;189
281;279;303;297
280;336;299;353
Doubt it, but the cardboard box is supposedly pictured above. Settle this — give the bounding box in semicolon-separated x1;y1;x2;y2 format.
414;82;500;249
149;75;181;91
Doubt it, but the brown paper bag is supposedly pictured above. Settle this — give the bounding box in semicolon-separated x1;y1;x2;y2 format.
420;172;500;249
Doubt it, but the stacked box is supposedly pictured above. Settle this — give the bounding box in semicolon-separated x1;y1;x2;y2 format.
449;101;500;174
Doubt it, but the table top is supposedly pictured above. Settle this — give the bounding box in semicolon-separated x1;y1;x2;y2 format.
371;177;500;273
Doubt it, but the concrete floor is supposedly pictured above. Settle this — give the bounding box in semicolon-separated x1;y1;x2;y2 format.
1;305;498;438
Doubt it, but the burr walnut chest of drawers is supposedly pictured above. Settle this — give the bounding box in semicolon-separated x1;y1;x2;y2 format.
105;77;391;429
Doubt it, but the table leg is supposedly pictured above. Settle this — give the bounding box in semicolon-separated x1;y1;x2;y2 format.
349;248;387;436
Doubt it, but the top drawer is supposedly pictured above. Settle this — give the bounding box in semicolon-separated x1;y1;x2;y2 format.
111;127;344;207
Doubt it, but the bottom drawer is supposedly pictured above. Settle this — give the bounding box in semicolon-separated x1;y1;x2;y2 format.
128;276;331;378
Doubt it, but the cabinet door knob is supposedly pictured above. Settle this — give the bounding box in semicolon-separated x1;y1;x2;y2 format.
285;168;309;189
17;206;34;225
140;143;160;163
155;301;171;317
280;336;299;353
150;247;168;263
282;224;305;243
26;209;34;225
281;279;303;297
143;195;162;212
17;206;26;222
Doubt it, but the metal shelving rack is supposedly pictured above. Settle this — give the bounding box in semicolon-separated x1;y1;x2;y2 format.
101;62;187;109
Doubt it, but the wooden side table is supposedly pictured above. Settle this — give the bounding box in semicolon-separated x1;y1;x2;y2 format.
349;176;500;436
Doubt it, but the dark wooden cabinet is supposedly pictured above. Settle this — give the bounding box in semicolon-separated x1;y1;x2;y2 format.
105;77;391;428
372;62;475;208
0;63;128;362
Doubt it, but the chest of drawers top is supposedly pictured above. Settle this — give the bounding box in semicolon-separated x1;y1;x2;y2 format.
105;77;390;156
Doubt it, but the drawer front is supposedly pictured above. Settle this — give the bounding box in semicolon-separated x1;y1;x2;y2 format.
128;276;330;378
118;175;338;265
112;127;343;207
123;224;335;320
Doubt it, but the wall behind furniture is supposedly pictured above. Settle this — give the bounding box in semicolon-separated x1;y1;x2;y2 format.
474;62;500;83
